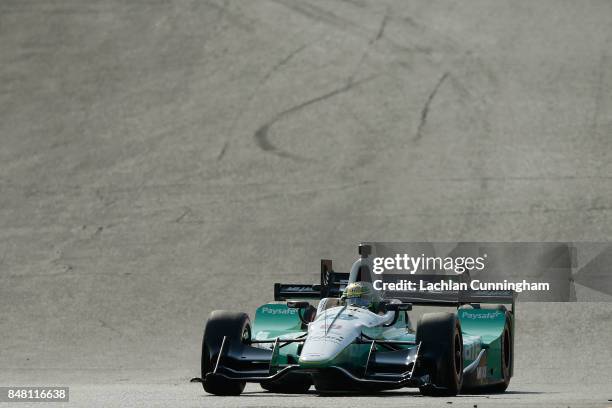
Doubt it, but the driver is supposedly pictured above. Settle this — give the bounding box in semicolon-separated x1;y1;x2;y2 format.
341;281;382;313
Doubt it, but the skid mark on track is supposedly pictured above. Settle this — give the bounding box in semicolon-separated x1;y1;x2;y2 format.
415;72;449;141
254;76;377;160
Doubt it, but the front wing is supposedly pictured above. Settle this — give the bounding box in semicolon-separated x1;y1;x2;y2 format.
205;335;435;391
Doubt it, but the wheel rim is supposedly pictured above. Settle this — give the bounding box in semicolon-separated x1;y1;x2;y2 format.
241;325;251;343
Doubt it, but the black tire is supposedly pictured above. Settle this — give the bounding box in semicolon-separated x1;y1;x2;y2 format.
417;312;463;397
487;315;512;393
201;310;251;396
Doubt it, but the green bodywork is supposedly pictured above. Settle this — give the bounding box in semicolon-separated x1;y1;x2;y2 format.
458;308;512;382
252;303;305;367
252;302;511;384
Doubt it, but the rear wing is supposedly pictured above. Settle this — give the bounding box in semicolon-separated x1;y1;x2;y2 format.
274;260;349;301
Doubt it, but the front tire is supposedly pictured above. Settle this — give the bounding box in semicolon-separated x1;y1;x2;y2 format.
201;311;251;396
417;312;463;396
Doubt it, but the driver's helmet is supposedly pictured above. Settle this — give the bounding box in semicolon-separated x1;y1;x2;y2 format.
341;281;381;311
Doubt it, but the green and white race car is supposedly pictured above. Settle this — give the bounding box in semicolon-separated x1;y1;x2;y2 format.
199;245;514;396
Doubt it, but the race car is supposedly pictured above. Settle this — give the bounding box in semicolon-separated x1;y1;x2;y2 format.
199;244;515;396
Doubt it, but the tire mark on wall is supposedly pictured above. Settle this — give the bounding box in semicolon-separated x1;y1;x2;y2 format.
254;75;377;159
414;72;449;141
347;7;388;85
374;11;388;41
261;44;307;84
272;0;360;34
217;43;308;160
216;141;229;160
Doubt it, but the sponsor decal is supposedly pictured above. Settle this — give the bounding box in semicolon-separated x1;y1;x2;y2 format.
461;311;503;320
316;313;358;321
285;286;315;292
307;335;344;344
319;323;342;330
261;306;297;315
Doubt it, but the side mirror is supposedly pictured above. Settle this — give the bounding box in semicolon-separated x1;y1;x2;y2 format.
287;301;313;326
384;302;412;312
287;301;310;309
381;302;411;327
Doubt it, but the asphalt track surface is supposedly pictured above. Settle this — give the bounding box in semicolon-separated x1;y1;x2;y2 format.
1;0;612;407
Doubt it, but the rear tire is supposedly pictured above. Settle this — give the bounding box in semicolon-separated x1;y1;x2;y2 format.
201;311;251;396
488;315;512;393
417;312;463;396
